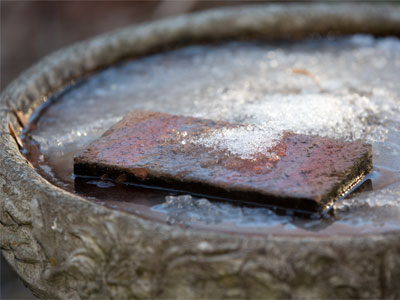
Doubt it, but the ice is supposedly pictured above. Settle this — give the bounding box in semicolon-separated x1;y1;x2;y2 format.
349;34;375;47
153;195;287;227
33;116;122;153
189;124;283;160
228;92;384;142
337;182;400;210
33;37;400;154
87;180;116;189
154;195;223;224
29;35;400;233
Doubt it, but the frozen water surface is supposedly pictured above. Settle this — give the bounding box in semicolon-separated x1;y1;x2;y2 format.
25;35;400;236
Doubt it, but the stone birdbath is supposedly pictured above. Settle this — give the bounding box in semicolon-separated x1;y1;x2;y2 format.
1;4;400;299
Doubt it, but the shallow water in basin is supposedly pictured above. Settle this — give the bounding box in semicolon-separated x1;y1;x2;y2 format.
23;35;400;236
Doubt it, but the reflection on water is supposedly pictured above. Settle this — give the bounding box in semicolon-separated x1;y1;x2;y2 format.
23;36;400;236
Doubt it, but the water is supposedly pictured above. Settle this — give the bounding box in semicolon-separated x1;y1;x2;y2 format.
23;35;400;236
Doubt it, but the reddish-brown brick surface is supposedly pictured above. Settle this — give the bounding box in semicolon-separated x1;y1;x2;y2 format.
74;110;372;212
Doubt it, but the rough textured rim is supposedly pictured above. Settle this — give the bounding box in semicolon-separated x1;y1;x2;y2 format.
1;4;400;299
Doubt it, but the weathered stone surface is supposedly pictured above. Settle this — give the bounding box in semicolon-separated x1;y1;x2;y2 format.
74;111;372;212
1;4;400;299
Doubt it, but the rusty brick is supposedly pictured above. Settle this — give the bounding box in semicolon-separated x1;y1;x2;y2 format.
74;110;372;212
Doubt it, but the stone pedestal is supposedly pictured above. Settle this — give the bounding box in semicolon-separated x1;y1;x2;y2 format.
1;4;400;299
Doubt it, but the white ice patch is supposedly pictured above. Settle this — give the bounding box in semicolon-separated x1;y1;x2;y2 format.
235;92;382;141
153;194;288;226
189;92;383;159
189;124;283;160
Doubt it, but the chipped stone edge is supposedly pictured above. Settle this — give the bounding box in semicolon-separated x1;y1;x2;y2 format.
1;4;400;299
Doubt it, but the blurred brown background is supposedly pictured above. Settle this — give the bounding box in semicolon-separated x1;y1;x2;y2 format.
1;0;272;90
1;1;265;298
